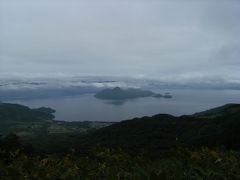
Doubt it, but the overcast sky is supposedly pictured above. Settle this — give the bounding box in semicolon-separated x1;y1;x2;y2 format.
0;0;240;83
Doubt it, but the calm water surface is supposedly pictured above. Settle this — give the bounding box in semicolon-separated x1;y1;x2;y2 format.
9;89;240;122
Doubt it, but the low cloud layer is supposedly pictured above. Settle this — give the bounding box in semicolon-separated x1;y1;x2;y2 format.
0;0;240;84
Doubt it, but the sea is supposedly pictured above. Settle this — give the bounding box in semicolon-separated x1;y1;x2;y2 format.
8;89;240;122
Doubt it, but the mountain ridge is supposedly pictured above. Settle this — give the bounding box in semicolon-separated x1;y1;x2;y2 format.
76;103;240;155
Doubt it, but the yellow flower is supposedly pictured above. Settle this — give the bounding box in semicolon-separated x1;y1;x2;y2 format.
209;150;219;159
191;152;201;161
40;158;49;166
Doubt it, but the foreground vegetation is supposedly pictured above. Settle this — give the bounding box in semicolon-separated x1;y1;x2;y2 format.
1;103;240;179
0;136;240;180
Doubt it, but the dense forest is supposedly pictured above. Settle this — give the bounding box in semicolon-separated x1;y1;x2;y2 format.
1;103;240;179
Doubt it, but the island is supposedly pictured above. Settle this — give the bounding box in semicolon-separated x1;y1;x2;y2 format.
94;87;172;100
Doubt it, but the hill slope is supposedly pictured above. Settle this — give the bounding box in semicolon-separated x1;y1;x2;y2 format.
1;103;240;179
1;103;240;155
0;103;55;122
77;104;240;155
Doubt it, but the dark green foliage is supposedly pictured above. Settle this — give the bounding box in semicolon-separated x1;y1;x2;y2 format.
193;103;240;118
1;103;240;178
32;107;56;120
0;103;112;152
0;134;20;151
77;104;240;155
1;103;240;155
0;103;55;122
0;146;239;179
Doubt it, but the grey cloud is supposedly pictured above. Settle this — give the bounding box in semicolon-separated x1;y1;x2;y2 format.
216;43;240;64
0;0;240;83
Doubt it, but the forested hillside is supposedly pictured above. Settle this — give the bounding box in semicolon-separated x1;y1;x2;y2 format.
1;103;240;179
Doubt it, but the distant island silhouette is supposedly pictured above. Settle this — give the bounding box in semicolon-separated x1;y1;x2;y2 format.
94;87;172;100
